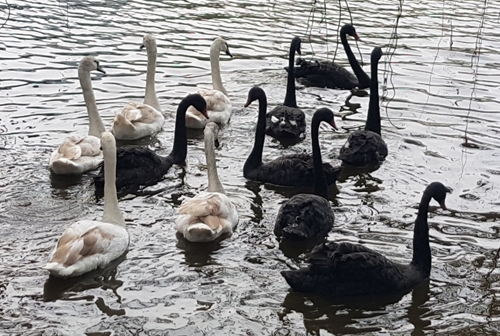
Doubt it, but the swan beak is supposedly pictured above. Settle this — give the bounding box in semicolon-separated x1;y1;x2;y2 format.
330;120;338;130
297;47;302;56
439;201;447;210
201;108;209;119
244;99;252;108
214;138;220;148
225;49;233;58
354;34;362;42
97;66;106;74
140;44;145;50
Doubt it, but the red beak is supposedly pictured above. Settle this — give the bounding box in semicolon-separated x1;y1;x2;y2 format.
354;34;361;41
201;108;209;119
330;120;338;130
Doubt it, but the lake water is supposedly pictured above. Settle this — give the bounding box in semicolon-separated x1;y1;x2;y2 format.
0;0;499;334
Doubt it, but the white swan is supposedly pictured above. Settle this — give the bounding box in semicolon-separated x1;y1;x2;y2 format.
176;122;238;242
185;37;233;129
111;34;165;140
49;56;106;175
45;132;129;278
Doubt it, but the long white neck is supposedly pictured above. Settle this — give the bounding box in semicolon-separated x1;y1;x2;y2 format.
205;128;225;194
79;68;105;138
102;138;125;227
143;44;161;111
210;46;227;96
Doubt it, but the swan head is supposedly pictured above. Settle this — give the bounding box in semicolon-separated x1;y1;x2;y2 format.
371;47;383;63
244;86;266;108
79;56;105;74
212;37;232;58
205;122;220;147
313;107;337;130
426;182;452;210
291;36;301;55
100;131;116;156
140;34;157;51
185;93;209;119
341;24;360;41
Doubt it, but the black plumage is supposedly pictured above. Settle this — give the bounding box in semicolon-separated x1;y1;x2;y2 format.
274;108;337;241
266;37;306;142
281;182;451;298
94;94;208;193
286;24;371;90
338;47;388;167
244;87;342;188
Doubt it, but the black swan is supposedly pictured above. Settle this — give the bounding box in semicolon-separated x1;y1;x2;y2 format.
94;94;208;192
274;108;336;241
338;47;388;167
266;37;306;141
286;24;371;90
281;181;451;298
244;86;342;187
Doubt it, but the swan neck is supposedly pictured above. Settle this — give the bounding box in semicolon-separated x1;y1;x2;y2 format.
79;68;105;138
411;191;432;275
205;130;225;193
341;31;370;88
311;119;328;199
210;47;227;96
102;142;125;227
144;45;161;111
167;99;189;165
244;95;267;174
283;44;298;108
364;57;381;135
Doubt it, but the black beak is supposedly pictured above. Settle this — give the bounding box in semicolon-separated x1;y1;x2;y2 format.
297;47;301;56
225;49;233;58
140;44;145;50
97;66;106;74
214;138;220;148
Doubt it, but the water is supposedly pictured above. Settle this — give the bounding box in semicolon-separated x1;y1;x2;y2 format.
1;0;499;334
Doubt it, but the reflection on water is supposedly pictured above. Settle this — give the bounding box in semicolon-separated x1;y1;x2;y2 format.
1;0;500;334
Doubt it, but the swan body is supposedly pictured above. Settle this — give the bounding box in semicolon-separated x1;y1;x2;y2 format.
176;122;238;242
49;56;106;175
45;132;129;277
274;108;337;241
244;87;341;188
94;94;208;193
281;182;451;297
339;47;388;167
186;37;233;129
111;34;165;140
287;24;371;90
266;37;306;141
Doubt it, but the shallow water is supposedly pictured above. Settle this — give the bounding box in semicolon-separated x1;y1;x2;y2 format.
1;0;499;334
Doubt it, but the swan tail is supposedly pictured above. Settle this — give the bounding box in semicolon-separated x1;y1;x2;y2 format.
186;223;217;242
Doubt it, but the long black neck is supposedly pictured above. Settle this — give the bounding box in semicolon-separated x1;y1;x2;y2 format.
311;118;328;199
341;31;370;88
167;99;189;165
364;55;381;135
244;94;267;174
283;43;298;108
411;191;433;276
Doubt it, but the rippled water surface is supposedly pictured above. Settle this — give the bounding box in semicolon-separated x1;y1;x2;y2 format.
1;0;500;334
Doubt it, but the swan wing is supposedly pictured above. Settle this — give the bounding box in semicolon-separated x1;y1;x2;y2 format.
198;89;231;112
45;221;128;277
338;130;388;166
309;242;403;283
178;192;232;218
122;102;164;124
